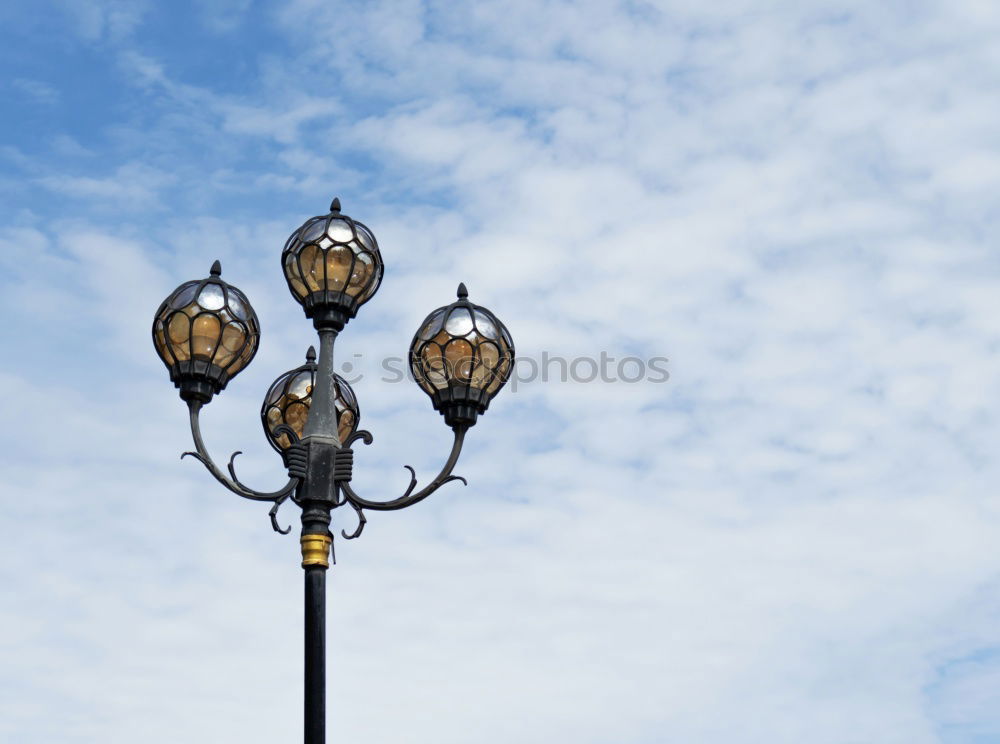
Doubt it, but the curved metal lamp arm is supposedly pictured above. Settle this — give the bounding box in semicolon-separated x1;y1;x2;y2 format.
182;400;299;504
340;426;469;513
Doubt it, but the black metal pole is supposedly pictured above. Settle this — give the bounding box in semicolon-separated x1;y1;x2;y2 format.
304;563;327;744
299;328;340;744
301;514;333;744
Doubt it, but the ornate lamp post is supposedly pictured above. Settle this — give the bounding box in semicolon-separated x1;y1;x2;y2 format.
151;198;514;744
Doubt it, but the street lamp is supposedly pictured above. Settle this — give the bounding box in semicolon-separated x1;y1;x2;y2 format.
151;198;514;744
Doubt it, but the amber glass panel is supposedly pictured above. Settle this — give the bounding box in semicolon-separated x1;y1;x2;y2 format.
445;339;474;382
478;341;500;369
191;314;221;360
231;337;254;374
168;313;191;361
487;357;511;393
266;406;283;430
470;362;489;387
154;325;169;362
472;341;501;389
338;410;356;443
263;406;285;447
214;347;234;368
285;400;310;440
168;313;189;343
285;253;308;299
410;351;437;394
325;246;351;290
300;244;323;292
347;252;373;293
421;343;448;389
215;322;246;367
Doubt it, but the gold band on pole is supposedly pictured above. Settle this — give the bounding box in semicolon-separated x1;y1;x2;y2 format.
300;534;332;569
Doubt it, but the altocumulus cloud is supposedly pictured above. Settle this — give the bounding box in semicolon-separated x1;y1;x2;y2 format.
1;1;1000;743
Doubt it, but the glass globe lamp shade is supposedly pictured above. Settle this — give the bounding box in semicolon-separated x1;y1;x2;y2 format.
281;198;384;331
152;261;261;403
261;347;360;458
409;283;514;428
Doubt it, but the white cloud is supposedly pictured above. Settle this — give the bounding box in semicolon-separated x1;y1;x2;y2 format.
10;78;59;105
196;0;254;33
36;162;176;207
54;0;150;42
2;1;1000;742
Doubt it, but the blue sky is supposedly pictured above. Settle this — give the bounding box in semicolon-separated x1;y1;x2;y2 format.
2;1;1000;742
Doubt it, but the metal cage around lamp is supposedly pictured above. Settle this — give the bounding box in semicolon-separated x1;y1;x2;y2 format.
152;260;261;403
261;346;360;458
281;198;384;331
409;283;514;428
